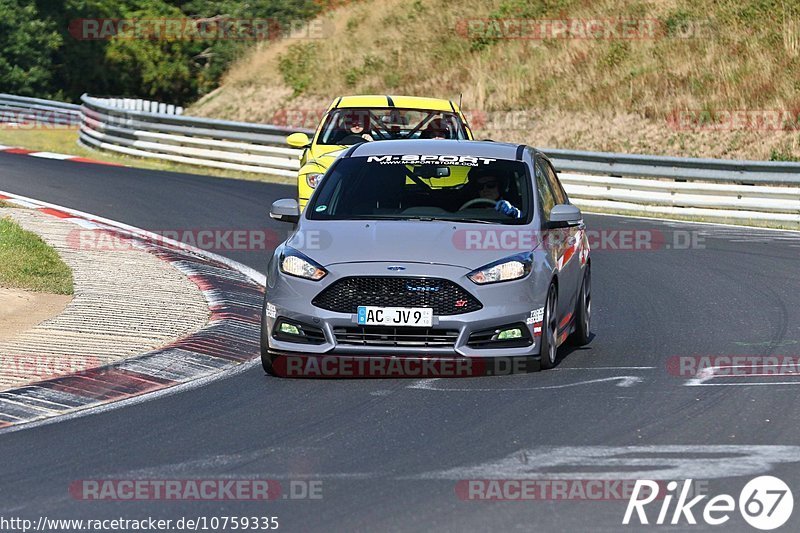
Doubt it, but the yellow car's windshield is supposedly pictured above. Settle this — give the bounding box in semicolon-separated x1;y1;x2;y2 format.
317;108;468;145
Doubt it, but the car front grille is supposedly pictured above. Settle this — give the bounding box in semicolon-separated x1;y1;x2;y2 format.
312;276;482;315
333;326;459;348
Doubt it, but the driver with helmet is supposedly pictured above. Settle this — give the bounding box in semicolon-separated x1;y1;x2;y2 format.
463;169;522;218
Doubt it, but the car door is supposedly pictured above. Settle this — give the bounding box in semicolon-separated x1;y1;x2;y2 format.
541;157;583;327
534;156;580;335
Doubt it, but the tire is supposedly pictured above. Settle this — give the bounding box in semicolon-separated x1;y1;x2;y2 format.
539;282;559;370
570;266;591;346
260;350;277;376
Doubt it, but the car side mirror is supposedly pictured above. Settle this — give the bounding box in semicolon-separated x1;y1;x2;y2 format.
270;198;300;224
548;204;582;228
287;132;311;148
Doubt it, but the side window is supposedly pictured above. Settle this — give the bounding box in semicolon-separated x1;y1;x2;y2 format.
534;160;556;220
542;160;567;205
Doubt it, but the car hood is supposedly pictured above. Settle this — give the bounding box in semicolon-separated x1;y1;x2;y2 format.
287;219;539;271
308;145;347;169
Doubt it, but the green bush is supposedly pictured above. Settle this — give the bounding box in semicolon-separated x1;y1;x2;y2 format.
278;42;319;95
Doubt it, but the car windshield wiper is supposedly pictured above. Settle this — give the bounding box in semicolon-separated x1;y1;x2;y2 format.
405;216;494;224
348;215;494;224
347;215;436;221
441;218;495;224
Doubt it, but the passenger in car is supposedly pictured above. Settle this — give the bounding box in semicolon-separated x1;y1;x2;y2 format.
420;118;453;139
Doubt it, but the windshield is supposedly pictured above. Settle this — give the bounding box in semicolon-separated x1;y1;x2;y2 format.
317;108;467;145
307;155;531;224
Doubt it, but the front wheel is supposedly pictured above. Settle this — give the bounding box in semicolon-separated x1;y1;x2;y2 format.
570;266;591;346
539;283;559;370
261;350;277;376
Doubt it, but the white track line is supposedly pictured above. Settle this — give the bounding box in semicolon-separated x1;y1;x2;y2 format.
553;366;655;371
408;375;644;391
0;188;267;434
28;152;75;160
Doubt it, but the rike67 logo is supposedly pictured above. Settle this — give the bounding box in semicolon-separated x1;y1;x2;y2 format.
624;476;794;530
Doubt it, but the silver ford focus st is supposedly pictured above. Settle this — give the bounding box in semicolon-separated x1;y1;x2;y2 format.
261;140;591;376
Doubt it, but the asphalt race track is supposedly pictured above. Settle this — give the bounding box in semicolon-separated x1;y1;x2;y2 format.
2;151;800;531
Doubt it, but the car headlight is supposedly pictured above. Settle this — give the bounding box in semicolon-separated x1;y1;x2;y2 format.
467;252;533;285
305;173;324;189
280;247;327;280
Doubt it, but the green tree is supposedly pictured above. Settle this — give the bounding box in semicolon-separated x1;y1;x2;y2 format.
0;0;62;96
5;0;331;103
104;0;204;103
35;0;126;101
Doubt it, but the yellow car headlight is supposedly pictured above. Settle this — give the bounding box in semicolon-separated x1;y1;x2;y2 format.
306;173;324;189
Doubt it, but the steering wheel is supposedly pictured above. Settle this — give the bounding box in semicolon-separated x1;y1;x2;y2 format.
458;198;497;211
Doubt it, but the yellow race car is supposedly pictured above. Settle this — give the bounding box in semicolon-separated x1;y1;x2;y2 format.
287;95;475;211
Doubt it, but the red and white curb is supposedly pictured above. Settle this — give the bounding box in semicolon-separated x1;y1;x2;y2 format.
0;145;123;167
0;190;266;431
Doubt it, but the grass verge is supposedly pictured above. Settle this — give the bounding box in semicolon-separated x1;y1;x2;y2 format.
0;215;74;294
0;128;293;185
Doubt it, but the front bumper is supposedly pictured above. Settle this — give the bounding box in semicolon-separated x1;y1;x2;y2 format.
263;261;548;359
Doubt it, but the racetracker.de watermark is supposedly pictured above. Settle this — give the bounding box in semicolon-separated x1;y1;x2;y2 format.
455;18;713;40
265;108;542;132
0;354;102;380
68;17;329;41
457;479;708;501
0;110;76;129
667;355;800;378
66;228;330;252
69;479;322;500
452;228;705;252
271;355;540;378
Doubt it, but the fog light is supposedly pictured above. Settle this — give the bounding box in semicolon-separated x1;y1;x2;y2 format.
467;322;532;349
279;323;300;335
497;328;522;340
272;318;326;345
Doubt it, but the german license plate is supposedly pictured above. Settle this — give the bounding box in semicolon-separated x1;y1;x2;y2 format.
357;306;433;327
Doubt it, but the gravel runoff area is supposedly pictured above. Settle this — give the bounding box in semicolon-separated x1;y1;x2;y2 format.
0;208;210;390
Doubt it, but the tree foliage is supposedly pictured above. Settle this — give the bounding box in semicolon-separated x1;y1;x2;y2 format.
1;0;329;104
0;0;62;97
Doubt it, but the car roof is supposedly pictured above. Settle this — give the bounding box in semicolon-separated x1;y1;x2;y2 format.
328;95;460;113
346;139;530;161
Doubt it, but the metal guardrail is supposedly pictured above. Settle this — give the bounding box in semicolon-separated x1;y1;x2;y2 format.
559;173;800;226
543;150;799;225
2;93;797;226
545;148;800;186
88;97;185;115
0;93;81;127
79;94;304;177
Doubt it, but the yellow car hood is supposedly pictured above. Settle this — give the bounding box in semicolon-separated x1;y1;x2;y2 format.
307;144;348;171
